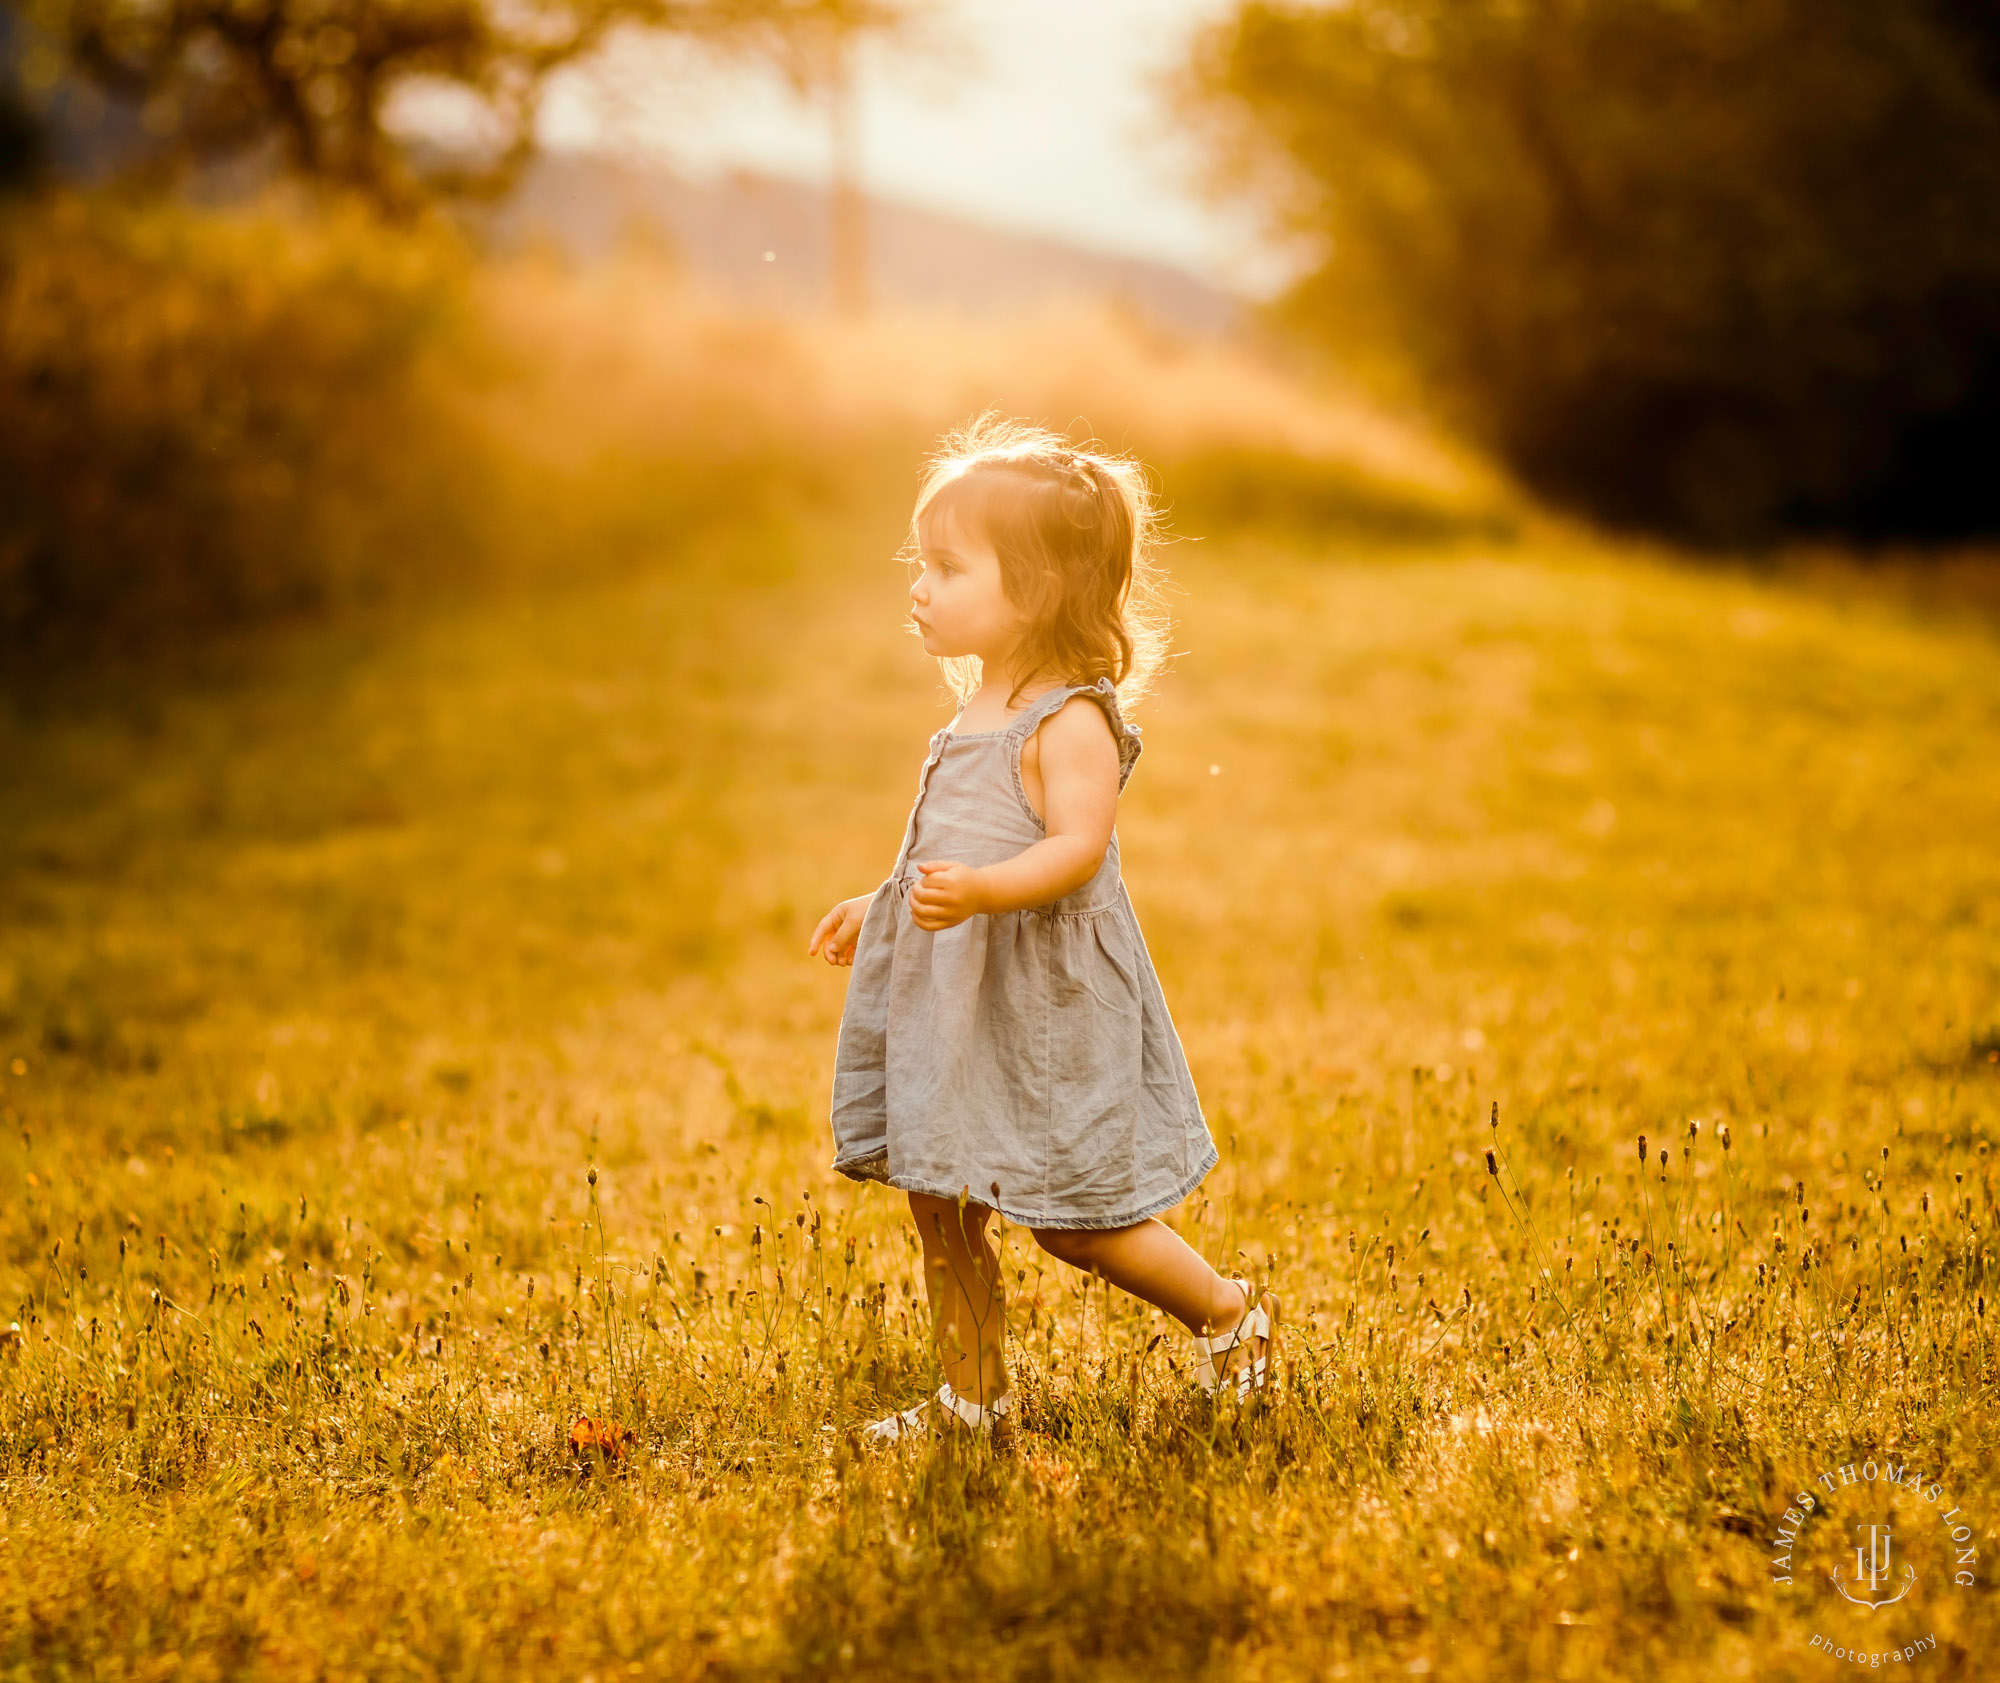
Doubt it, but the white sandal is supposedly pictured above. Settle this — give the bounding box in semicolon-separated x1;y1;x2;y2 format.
1192;1281;1279;1401
860;1380;1013;1444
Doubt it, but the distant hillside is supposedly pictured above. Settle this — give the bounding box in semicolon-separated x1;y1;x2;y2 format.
478;152;1244;338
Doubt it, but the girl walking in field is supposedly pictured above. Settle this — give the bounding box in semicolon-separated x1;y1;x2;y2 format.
807;413;1277;1441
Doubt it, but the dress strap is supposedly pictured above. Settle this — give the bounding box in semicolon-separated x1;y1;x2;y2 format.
1005;677;1144;794
1003;682;1083;739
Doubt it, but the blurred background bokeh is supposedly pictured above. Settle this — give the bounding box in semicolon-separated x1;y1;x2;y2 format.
7;0;1999;663
3;0;2000;667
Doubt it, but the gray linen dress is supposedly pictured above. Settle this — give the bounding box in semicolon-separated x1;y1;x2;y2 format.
829;676;1217;1229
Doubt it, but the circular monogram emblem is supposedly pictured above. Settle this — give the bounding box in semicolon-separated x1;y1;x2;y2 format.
1767;1454;1980;1665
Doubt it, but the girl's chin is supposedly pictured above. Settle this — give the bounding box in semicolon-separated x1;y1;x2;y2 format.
915;624;982;659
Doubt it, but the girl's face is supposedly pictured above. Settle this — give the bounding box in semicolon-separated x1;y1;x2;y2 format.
909;500;1032;665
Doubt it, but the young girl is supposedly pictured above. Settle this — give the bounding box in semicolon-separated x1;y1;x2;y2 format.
806;414;1277;1440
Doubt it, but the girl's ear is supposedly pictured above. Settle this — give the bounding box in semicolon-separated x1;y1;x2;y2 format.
1001;567;1039;619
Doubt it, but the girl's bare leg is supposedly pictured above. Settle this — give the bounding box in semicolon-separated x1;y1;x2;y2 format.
909;1192;1009;1407
1031;1217;1256;1336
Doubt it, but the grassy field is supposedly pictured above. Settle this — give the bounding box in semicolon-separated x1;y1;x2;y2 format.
4;399;2000;1676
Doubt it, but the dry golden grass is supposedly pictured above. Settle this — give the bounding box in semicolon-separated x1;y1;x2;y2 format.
2;231;1998;1681
472;246;1480;489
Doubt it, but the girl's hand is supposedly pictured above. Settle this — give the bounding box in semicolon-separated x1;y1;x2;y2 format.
807;894;873;966
909;860;988;931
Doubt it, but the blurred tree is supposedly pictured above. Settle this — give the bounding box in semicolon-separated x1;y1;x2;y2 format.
0;7;51;192
6;0;905;214
0;78;49;194
1186;0;2000;543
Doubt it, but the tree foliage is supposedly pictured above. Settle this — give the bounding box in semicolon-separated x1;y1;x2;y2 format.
0;192;488;655
1188;0;2000;543
11;0;900;212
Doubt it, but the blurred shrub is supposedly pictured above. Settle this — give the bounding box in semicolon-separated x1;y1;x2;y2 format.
0;189;494;660
1190;0;2000;545
1162;444;1514;543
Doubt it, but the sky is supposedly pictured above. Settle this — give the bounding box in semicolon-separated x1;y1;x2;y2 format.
537;0;1294;297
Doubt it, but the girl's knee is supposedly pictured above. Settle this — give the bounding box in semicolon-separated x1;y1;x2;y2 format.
1033;1226;1104;1268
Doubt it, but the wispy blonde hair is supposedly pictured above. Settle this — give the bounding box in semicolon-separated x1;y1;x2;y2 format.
903;411;1173;712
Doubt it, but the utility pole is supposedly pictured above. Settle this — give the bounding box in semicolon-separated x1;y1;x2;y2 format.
827;31;868;317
